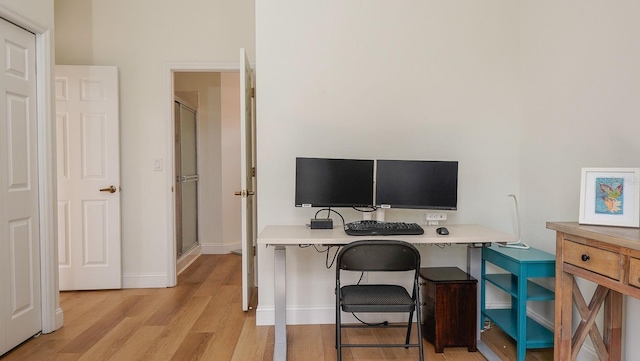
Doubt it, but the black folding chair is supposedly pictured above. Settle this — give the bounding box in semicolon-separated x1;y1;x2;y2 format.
335;240;424;361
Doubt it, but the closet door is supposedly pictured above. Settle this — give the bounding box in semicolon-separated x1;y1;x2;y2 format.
0;17;42;355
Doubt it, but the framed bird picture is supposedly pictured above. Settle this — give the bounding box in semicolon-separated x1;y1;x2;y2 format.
579;168;640;227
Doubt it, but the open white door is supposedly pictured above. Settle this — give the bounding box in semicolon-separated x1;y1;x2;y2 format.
55;65;121;290
0;17;42;355
239;49;255;311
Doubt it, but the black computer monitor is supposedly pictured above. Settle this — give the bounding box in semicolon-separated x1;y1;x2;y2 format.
375;160;458;210
295;157;374;208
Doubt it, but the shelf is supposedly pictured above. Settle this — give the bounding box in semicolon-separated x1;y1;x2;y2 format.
483;309;554;349
481;244;555;361
484;274;555;301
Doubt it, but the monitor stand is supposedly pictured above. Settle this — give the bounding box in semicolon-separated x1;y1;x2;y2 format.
375;208;385;222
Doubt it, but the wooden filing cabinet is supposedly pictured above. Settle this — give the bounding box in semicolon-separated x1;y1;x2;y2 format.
419;267;477;353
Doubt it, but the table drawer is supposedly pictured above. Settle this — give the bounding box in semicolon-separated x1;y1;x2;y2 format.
629;258;640;288
564;240;621;280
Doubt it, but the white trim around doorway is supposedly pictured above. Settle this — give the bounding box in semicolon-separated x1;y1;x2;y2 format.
163;61;241;287
0;4;59;333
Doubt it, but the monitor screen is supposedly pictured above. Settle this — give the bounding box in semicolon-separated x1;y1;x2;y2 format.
295;157;374;208
375;160;458;210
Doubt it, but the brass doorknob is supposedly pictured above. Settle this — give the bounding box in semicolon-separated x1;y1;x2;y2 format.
100;185;117;193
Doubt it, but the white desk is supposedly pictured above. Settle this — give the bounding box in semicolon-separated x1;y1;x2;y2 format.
258;224;516;361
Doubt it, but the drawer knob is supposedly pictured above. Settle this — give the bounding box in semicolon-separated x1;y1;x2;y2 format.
581;254;590;262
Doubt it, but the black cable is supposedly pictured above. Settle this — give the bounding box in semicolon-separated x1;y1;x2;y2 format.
313;207;345;226
352;206;377;213
326;246;341;268
351;313;388;327
298;244;342;269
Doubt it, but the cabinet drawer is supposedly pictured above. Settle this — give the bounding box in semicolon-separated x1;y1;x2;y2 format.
564;240;621;280
629;258;640;288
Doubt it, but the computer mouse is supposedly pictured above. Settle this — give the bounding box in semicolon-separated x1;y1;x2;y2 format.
436;227;449;235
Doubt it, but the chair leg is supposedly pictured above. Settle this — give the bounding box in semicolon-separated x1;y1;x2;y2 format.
405;310;414;347
336;311;342;361
415;287;424;361
336;293;342;361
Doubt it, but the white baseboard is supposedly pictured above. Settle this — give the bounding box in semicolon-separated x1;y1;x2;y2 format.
123;272;168;288
200;241;241;255
54;307;64;331
177;245;201;275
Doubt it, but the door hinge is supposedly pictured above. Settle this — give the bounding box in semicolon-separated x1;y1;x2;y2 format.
253;245;256;257
252;167;256;177
251;87;255;98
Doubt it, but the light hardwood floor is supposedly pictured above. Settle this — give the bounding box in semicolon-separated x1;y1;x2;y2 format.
1;254;552;361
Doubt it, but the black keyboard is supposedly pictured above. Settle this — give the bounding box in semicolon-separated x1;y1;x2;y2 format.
344;220;424;236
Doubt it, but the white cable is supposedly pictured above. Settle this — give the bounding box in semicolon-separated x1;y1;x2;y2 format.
499;194;530;249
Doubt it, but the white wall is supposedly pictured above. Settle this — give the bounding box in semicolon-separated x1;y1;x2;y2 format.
0;0;53;27
520;2;640;360
221;73;242;250
54;0;254;286
255;0;521;323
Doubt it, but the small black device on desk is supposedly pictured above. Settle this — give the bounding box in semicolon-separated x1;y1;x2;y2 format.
344;220;424;236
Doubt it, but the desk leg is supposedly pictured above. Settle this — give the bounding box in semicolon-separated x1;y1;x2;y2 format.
469;245;502;361
274;245;287;361
466;245;483;339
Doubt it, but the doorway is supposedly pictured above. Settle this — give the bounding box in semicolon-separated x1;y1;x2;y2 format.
172;71;243;277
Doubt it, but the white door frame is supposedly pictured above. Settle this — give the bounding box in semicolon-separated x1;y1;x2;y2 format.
163;62;241;287
0;5;59;332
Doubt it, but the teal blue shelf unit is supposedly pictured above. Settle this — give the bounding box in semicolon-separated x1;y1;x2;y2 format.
481;244;555;361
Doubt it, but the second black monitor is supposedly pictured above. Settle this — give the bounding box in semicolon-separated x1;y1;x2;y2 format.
375;160;458;210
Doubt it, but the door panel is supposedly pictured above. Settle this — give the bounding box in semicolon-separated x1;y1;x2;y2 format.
0;17;41;355
240;48;255;311
55;65;121;290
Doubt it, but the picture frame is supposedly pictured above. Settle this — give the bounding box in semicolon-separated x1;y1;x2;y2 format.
579;168;640;228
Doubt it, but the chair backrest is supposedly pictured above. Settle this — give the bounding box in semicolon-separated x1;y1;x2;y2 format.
337;240;421;274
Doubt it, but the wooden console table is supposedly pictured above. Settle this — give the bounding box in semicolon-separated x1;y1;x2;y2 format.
547;222;640;361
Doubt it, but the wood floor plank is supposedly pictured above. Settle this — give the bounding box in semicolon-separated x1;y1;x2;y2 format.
144;295;212;356
229;317;273;361
105;325;165;361
169;332;214;361
75;316;143;361
287;325;327;361
1;254;551;361
198;302;246;360
59;295;146;353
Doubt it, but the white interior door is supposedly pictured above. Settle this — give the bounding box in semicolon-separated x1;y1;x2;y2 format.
239;49;255;311
0;17;42;355
55;65;121;290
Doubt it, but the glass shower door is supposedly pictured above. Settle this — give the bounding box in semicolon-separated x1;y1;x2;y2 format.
175;101;199;256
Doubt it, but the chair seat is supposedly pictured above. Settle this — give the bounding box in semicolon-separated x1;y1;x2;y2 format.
341;284;415;313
